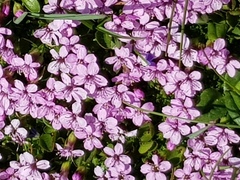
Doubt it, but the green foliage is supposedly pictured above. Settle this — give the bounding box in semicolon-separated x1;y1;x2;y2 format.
39;133;56;152
197;88;221;112
207;21;228;41
138;122;155;142
22;0;40;13
138;141;158;154
165;146;185;165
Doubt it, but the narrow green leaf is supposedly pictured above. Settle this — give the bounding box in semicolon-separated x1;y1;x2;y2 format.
13;12;28;24
95;31;114;49
80;20;95;30
96;26;142;40
187;125;212;139
229;10;240;16
28;13;107;20
230;91;240;110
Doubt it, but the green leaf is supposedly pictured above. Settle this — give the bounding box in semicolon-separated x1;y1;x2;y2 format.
229;10;240;16
231;0;237;9
194;107;227;123
207;22;217;41
166;146;185;165
138;123;155;142
226;13;239;27
225;91;240;125
13;12;28;24
28;13;107;20
95;31;115;49
224;70;240;93
138;141;154;154
215;21;228;38
22;0;40;13
230;91;240;110
43;126;56;134
231;26;240;36
197;88;221;112
39;134;55;152
196;14;209;24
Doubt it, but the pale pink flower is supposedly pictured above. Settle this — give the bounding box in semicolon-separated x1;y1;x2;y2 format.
158;118;190;145
4;119;27;144
56;143;84;159
140;154;171;180
73;63;108;94
10;152;50;179
103;143;131;169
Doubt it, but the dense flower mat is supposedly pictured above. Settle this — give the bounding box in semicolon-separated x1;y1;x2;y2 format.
1;0;240;179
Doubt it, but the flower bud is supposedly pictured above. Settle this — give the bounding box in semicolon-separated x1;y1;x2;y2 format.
67;132;77;146
13;2;24;17
61;161;71;172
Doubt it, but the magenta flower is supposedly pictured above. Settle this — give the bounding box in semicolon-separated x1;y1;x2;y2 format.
180;71;203;97
158;118;190;145
130;102;154;126
110;84;135;108
83;125;103;151
170;34;198;67
22;54;41;81
97;110;118;134
140;154;171;180
47;46;71;75
73;63;108;94
197;148;221;174
162;97;200;119
105;47;134;72
34;20;63;46
103;143;131;169
59;102;85;129
43;0;65;13
54;73;87;102
163;70;187;96
204;127;240;147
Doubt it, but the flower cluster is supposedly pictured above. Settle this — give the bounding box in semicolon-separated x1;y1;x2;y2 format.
0;0;239;179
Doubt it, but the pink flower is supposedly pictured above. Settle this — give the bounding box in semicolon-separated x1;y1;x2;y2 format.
204;127;240;147
4;119;27;144
54;73;87;102
130;102;154;126
180;71;203;97
47;46;71;75
105;47;134;72
162;97;200;119
56;143;84;159
73;63;108;94
10;152;50;179
158;118;190;145
103;143;131;169
140;154;171;180
22;54;41;81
